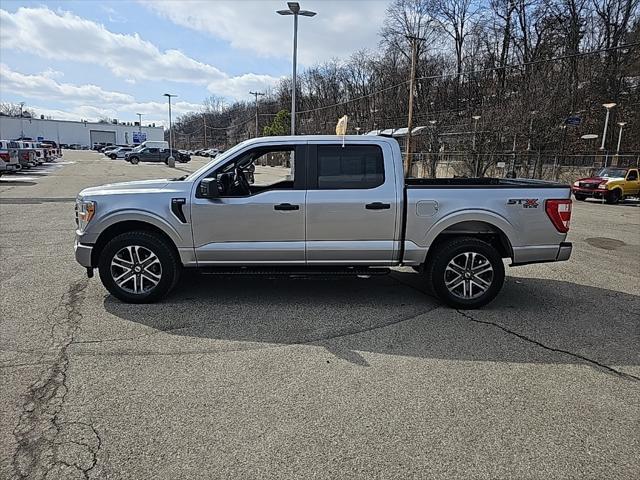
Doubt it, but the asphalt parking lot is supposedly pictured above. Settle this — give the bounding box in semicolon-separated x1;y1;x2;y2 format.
1;150;639;479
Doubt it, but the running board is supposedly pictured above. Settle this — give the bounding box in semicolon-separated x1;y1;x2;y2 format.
198;266;390;276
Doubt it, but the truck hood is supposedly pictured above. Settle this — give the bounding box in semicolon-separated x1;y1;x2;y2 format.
78;178;171;198
576;176;624;183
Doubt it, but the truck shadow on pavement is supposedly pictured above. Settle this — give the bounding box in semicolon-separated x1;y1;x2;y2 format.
102;271;639;371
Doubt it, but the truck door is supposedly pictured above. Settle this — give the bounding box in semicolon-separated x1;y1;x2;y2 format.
144;147;160;162
624;169;639;195
305;142;400;265
190;143;307;265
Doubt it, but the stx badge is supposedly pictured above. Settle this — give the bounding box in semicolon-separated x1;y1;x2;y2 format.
508;198;539;208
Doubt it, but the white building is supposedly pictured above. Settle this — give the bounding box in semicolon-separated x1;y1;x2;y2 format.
0;116;164;146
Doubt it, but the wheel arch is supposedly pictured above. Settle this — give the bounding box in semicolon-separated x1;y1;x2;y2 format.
91;220;181;267
425;215;514;263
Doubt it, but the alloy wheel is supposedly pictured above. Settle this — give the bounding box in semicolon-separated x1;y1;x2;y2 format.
110;245;162;294
444;251;494;300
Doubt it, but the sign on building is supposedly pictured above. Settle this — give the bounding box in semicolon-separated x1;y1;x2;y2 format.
132;131;147;144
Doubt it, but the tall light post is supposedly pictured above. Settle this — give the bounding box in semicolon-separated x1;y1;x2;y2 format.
249;91;265;137
136;113;143;133
19;101;25;139
163;93;177;161
600;102;616;150
616;122;627;155
471;115;481;150
277;2;316;136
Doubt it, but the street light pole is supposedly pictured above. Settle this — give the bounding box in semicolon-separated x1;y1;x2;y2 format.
616;122;627;155
19;102;25;139
600;102;616;150
136;113;143;133
249;91;265;137
277;2;316;136
163;93;177;161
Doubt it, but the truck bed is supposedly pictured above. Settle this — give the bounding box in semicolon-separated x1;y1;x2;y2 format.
405;177;569;189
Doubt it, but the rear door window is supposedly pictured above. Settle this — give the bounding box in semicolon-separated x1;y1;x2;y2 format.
316;145;384;189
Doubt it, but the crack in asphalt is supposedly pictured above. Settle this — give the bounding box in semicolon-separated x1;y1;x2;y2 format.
390;273;640;382
456;310;640;382
11;279;103;479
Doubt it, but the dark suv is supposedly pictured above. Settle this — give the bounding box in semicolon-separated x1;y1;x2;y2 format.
124;147;190;165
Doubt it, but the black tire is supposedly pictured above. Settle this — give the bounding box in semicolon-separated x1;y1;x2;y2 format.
129;156;139;165
574;194;587;201
425;237;505;309
109;154;117;159
98;231;180;303
605;189;621;204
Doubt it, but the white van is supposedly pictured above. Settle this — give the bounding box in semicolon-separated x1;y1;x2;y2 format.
132;141;169;152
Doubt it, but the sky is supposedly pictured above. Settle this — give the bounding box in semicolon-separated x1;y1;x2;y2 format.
0;0;389;126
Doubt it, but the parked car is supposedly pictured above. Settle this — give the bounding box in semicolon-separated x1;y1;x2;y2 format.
572;167;640;204
15;141;37;168
40;140;62;158
107;146;134;159
0;140;21;175
124;147;190;164
75;135;573;307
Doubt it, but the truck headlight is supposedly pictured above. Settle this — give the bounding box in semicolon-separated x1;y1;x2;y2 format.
573;181;579;187
598;183;608;189
76;200;96;231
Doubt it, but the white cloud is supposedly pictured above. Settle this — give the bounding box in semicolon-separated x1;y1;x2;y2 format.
1;65;202;124
207;73;282;99
0;6;281;96
140;0;388;65
1;64;135;104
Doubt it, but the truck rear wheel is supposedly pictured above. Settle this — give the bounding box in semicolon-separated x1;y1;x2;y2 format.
98;231;180;303
425;237;504;309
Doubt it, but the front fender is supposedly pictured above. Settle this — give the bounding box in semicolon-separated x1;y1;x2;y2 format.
82;209;184;246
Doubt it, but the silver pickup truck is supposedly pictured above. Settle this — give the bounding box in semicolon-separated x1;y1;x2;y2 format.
75;135;572;308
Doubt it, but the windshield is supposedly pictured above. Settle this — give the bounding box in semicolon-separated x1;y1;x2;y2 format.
184;139;252;182
595;167;627;178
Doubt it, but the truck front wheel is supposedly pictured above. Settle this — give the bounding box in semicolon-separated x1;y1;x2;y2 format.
425;237;505;309
605;189;621;204
98;231;180;303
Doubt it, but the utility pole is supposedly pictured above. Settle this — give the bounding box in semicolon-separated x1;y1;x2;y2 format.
203;115;207;148
136;113;143;132
404;35;425;175
249;91;265;137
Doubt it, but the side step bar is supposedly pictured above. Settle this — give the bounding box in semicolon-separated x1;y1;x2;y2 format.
199;266;390;277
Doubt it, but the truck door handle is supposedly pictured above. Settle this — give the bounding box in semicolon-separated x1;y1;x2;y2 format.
274;203;299;211
365;202;391;210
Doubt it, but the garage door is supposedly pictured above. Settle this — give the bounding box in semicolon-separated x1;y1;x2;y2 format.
90;130;116;146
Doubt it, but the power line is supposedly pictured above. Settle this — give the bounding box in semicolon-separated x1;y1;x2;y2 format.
295;42;639;115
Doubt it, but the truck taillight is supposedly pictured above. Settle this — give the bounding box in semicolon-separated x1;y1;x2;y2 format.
0;152;9;161
545;199;572;233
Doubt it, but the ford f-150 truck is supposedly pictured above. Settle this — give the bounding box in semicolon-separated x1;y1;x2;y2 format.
74;136;573;308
